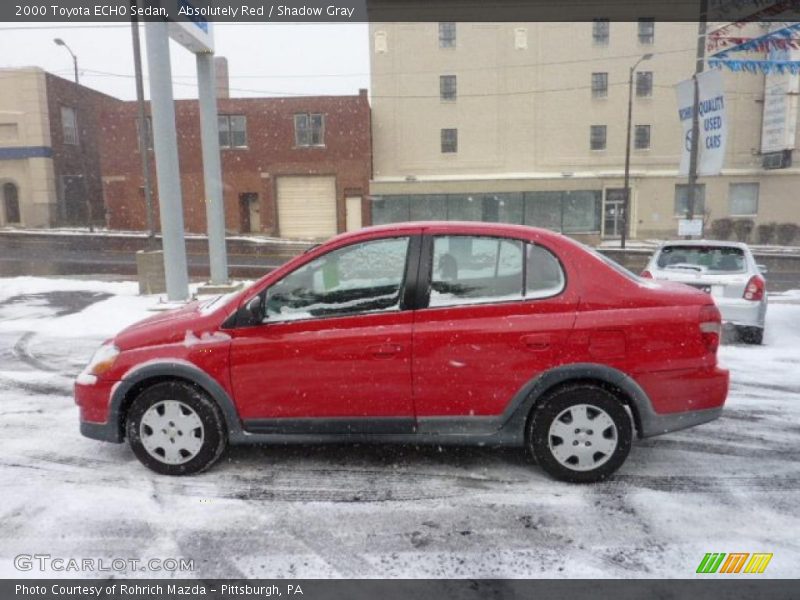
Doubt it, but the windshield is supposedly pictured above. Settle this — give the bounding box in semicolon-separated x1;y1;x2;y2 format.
656;246;746;274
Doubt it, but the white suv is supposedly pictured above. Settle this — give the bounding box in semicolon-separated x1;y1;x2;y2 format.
642;240;767;344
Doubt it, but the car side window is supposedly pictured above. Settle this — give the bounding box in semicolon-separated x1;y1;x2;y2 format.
430;236;524;307
264;237;410;322
526;243;566;298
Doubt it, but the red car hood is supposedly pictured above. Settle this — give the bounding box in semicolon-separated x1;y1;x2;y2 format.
114;297;238;350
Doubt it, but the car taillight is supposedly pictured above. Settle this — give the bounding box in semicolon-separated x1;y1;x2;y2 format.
699;304;722;353
641;270;653;278
743;275;765;301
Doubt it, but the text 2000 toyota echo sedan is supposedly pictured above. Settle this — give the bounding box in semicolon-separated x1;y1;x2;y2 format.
76;222;729;482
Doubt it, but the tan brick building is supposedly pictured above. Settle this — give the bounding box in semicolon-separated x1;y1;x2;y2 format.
0;68;113;228
368;22;800;243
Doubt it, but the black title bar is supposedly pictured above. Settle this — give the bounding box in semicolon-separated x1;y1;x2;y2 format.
2;0;800;22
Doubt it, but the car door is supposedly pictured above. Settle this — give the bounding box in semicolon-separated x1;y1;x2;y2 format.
228;234;419;434
412;233;579;422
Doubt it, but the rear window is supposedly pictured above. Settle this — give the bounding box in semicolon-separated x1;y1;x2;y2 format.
656;245;745;273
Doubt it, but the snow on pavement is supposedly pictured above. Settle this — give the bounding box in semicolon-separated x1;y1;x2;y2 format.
0;276;798;578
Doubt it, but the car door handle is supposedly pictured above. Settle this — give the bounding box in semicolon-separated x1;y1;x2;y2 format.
521;334;551;351
368;343;403;358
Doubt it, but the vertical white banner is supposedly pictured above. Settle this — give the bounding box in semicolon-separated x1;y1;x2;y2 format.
675;70;727;176
761;28;800;154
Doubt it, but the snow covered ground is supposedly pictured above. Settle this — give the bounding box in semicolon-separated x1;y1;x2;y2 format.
0;276;798;578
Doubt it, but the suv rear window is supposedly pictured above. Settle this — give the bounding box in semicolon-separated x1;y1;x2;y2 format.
656;245;745;273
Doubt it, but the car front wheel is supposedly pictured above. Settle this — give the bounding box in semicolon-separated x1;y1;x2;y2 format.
528;384;632;483
126;381;227;475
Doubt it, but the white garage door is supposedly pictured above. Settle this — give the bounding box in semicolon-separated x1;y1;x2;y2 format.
276;176;337;239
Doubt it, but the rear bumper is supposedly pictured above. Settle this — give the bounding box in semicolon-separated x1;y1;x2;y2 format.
634;366;729;438
715;297;766;329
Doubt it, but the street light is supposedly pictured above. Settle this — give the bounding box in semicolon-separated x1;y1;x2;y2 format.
53;38;79;85
54;38;93;231
621;52;653;249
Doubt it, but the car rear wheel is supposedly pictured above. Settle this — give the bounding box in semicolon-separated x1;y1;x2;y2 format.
738;326;764;345
126;381;227;475
528;384;632;483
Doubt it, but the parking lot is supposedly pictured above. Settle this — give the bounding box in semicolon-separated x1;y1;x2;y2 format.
0;277;798;578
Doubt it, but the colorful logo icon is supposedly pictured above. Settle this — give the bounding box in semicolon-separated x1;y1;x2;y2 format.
696;553;773;574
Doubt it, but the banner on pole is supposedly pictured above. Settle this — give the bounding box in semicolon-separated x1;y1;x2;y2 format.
675;70;727;177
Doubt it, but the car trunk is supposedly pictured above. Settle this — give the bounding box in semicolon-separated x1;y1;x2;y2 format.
654;268;749;301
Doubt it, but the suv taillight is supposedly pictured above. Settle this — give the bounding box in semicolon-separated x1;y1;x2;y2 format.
641;270;653;278
743;275;765;301
699;304;722;353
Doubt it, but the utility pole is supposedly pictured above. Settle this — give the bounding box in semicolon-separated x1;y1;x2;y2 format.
130;6;157;250
621;53;652;249
686;0;709;232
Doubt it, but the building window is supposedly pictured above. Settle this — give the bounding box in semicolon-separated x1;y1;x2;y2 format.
135;117;153;151
591;72;608;98
674;184;706;216
729;183;759;216
440;75;457;101
634;124;651;149
593;19;609;45
374;30;388;54
590;125;607;150
61;106;78;145
638;18;655;44
441;128;458;153
439;22;456;48
636;71;653;97
514;27;528;50
218;115;247;148
0;123;19;142
294;113;325;147
3;182;21;224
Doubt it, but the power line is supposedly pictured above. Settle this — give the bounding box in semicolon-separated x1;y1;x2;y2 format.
57;67;766;98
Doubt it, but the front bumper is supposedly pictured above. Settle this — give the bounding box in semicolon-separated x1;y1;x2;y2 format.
75;379;124;443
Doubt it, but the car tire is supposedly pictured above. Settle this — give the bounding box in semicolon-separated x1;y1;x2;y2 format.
527;384;632;483
738;326;764;345
126;381;227;476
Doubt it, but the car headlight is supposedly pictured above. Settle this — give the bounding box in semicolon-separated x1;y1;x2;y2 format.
77;342;120;385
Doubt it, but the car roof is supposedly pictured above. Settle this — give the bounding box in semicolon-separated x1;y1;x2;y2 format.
332;221;563;242
656;239;750;250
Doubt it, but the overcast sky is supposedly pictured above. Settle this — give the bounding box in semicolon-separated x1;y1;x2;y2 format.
0;22;370;100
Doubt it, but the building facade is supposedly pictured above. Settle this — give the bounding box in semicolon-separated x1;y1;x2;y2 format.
0;68;113;228
368;22;800;243
99;91;372;238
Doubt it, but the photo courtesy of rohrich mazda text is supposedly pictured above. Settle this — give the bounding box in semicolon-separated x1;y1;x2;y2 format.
0;0;799;597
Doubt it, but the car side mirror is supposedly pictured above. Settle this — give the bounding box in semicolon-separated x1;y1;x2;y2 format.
757;264;768;275
237;295;263;327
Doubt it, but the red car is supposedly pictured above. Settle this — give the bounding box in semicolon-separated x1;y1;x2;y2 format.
76;222;728;482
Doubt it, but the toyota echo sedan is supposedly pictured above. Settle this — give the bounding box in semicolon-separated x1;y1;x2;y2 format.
75;222;729;483
641;240;767;345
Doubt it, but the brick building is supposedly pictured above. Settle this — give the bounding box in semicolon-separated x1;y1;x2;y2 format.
0;68;115;228
99;90;372;238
